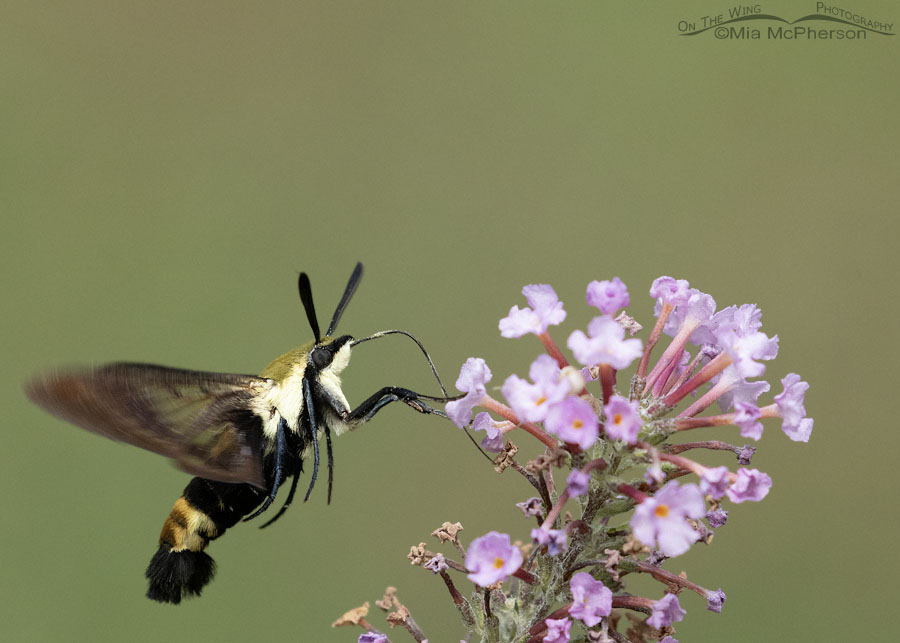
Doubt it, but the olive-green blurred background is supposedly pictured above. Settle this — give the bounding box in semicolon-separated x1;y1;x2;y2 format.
3;2;897;641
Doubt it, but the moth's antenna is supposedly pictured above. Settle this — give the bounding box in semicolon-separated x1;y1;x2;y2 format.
327;262;363;337
351;329;449;397
298;272;321;344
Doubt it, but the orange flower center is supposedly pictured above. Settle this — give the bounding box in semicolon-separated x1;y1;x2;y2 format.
613;413;623;425
572;419;583;429
655;504;670;518
536;396;547;406
493;557;505;569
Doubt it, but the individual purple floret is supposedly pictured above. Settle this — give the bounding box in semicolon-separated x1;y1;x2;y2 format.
471;412;504;452
602;395;642;444
445;357;492;428
424;553;449;574
502;355;570;423
733;401;764;441
706;588;727;612
706;508;728;528
631;481;705;557
726;468;772;503
566;469;590;498
567;316;643;370
465;531;523;586
699;466;730;499
568;572;612;627
359;633;388;643
542;617;572;643
586;277;630;315
774;373;813;442
499;284;567;338
545;396;599;450
646;592;686;628
531;527;567;555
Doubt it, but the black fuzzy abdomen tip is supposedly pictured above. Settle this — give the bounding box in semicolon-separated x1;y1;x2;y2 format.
145;545;217;604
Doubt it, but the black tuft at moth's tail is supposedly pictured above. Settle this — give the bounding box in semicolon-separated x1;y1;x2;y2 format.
145;544;217;604
145;477;268;604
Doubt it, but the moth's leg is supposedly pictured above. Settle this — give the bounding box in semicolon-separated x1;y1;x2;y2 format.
302;377;321;502
259;470;301;529
243;416;288;521
345;386;442;428
325;420;334;503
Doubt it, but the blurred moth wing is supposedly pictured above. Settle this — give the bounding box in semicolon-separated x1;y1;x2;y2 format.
25;362;273;488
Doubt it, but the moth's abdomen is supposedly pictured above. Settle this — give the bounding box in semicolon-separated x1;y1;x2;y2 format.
145;477;266;604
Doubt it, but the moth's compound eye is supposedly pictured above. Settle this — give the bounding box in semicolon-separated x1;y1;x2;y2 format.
311;347;331;370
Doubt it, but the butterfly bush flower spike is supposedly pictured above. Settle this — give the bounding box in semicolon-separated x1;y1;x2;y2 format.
350;273;813;641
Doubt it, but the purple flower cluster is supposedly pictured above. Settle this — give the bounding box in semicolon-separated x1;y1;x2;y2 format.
371;275;812;641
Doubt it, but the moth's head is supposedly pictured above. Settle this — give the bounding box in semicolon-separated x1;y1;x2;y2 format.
297;264;448;398
309;334;353;375
297;263;363;376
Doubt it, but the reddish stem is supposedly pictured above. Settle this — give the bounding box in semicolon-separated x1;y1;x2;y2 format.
479;395;558;449
512;567;536;584
637;302;672;379
655;450;704;476
616;483;648;504
611;594;654;614
539;331;570;369
665;440;741;455
673;414;735;430
663;352;731;408
540;457;607;531
527;603;573;638
439;571;465;608
539;489;571;530
646;319;698;392
677;377;730;418
632;560;709;598
599;364;615;406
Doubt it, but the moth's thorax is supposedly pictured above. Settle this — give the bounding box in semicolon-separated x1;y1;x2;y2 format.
257;340;316;382
255;337;353;441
